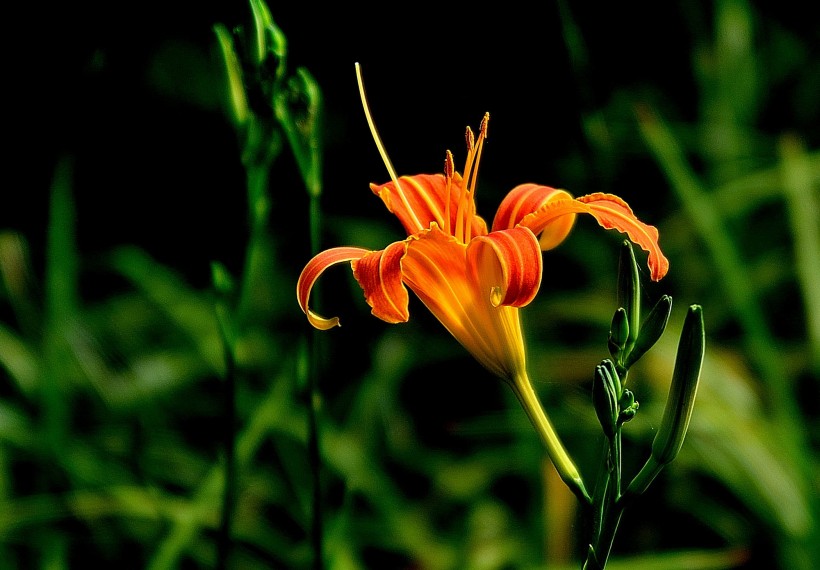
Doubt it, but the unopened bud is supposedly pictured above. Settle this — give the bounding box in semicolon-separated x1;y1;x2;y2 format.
617;241;641;347
651;305;705;464
625;295;672;369
608;307;630;363
213;24;249;126
618;389;639;424
593;361;619;438
249;0;287;75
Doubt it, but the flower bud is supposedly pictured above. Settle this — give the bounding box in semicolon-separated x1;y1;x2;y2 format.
249;0;287;74
213;24;250;127
618;389;639;424
651;305;705;464
593;361;619;438
608;307;629;363
624;295;672;369
617;241;640;348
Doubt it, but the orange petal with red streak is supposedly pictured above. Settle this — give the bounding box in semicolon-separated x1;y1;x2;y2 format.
518;191;670;281
371;173;488;237
297;246;370;329
492;184;577;250
352;240;410;323
467;226;543;308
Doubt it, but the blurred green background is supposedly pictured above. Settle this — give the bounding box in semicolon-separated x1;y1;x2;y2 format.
2;1;818;568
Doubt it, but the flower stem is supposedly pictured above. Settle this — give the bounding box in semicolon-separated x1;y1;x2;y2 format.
511;372;591;504
580;429;626;569
217;334;236;570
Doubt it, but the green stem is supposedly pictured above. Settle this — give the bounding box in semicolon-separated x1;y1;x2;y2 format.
306;138;324;570
216;338;236;569
599;433;624;566
307;337;323;569
510;372;590;504
588;441;610;557
583;431;625;570
623;455;665;500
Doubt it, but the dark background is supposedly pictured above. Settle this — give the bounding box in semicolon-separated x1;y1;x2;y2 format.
11;1;818;281
5;1;732;281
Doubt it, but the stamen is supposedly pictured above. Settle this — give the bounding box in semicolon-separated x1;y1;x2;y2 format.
464;113;490;242
466;126;475;153
455;126;475;242
355;62;423;232
459;113;490;242
462;127;476;193
444;150;454;234
444;150;455;179
470;112;490;194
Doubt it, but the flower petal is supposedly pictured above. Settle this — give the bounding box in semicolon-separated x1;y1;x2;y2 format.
467;226;543;308
297;246;370;330
492;184;577;250
515;189;670;281
352;241;411;324
371;173;488;237
401;224;527;381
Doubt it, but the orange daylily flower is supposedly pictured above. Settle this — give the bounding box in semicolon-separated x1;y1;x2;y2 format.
297;112;669;383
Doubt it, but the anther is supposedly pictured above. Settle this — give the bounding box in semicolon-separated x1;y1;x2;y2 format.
465;127;475;152
480;112;490;139
444;150;454;179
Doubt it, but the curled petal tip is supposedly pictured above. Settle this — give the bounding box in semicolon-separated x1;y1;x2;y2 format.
575;193;669;282
648;249;670;281
307;311;341;331
296;246;370;329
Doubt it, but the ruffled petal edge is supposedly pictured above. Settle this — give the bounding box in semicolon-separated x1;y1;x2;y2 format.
513;189;670;281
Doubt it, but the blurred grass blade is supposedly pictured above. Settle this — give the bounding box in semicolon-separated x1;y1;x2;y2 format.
543;546;749;570
0;232;41;337
146;358;304;570
109;246;224;375
0;402;37;449
643;329;813;543
45;157;79;322
42;156;79;453
0;323;38;397
714;0;759;124
634;104;802;436
710;151;820;218
779;134;820;371
273;67;323;199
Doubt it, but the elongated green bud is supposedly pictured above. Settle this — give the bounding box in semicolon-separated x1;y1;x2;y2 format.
593;361;619;438
249;0;287;76
602;359;622;395
651;305;705;464
608;307;629;363
213;24;249;126
617;241;641;347
624;295;672;369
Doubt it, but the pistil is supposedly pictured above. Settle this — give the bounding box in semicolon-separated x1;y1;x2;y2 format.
355;62;424;233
